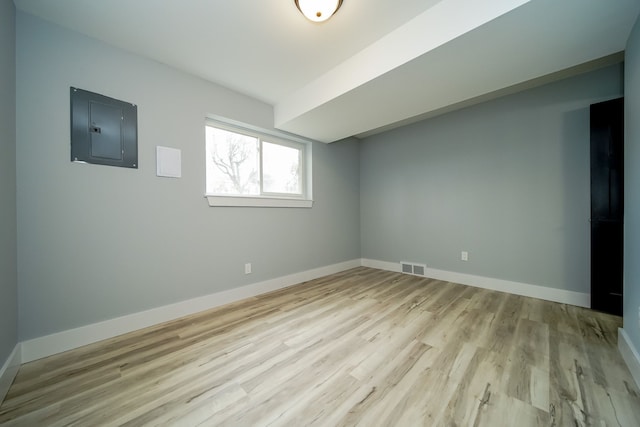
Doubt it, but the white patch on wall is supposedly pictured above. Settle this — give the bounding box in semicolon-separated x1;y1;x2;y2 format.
156;146;182;178
400;261;427;277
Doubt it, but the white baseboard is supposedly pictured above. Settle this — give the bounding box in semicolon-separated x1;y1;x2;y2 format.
0;343;21;404
16;258;592;364
618;328;640;389
361;258;590;307
361;258;402;273
21;259;361;363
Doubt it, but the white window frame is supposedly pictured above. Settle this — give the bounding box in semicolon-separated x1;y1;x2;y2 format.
205;118;313;208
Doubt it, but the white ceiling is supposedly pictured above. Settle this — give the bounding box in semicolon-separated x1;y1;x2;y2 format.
14;0;640;143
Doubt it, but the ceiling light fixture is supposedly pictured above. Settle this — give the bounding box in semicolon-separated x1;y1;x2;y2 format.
295;0;343;23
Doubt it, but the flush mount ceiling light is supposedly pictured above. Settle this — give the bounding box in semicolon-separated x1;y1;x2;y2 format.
295;0;343;23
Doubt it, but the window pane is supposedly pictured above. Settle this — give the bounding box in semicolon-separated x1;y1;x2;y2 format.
262;141;301;195
205;126;259;195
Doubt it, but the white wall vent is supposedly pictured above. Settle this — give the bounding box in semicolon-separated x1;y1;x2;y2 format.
400;261;427;277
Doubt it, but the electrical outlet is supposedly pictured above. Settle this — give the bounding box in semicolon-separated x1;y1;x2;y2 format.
244;263;252;274
461;251;468;261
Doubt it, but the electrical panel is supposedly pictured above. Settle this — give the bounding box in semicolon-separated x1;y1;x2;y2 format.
70;87;138;168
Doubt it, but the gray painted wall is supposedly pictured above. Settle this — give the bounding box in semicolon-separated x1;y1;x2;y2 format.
16;12;360;340
0;0;18;365
360;65;623;294
624;16;640;354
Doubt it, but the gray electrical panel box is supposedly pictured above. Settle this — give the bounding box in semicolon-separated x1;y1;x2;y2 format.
70;87;138;168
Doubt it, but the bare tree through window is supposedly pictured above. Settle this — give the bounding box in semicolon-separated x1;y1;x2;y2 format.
206;127;259;195
205;123;306;199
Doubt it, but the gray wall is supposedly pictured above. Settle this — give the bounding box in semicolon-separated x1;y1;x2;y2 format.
360;64;623;294
16;12;360;340
624;16;640;354
0;0;18;365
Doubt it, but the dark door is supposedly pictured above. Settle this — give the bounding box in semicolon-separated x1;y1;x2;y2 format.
590;97;624;316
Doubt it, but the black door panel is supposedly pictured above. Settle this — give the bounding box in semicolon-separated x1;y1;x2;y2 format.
590;97;624;316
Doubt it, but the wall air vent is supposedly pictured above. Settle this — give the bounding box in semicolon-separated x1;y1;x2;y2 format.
400;261;427;277
401;262;413;274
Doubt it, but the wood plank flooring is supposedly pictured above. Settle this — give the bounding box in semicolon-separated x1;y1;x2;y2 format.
1;267;638;426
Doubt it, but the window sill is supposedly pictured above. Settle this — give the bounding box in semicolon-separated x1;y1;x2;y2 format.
206;195;313;208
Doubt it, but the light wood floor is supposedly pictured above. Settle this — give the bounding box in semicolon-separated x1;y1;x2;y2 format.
1;267;638;426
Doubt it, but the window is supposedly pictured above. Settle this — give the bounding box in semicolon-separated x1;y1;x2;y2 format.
205;120;312;207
